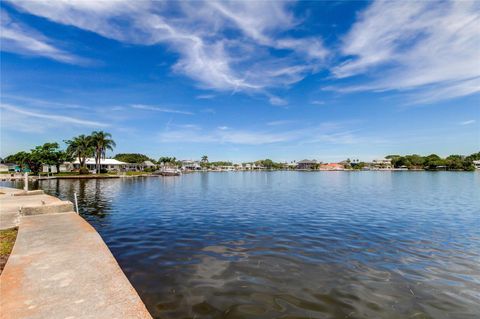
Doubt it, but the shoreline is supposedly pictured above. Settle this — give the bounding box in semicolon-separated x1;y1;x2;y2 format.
1;169;476;182
0;187;152;319
1;169;475;183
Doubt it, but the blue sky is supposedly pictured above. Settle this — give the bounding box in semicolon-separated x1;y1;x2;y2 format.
1;0;479;162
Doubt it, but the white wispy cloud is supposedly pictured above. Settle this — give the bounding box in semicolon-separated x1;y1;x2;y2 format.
196;94;216;100
131;104;193;115
7;0;328;104
157;121;367;146
0;10;89;65
266;120;296;126
331;0;480;103
158;127;291;145
0;103;108;127
459;120;476;126
268;96;288;106
2;94;90;110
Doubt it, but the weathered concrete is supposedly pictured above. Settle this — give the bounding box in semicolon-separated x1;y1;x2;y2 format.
0;188;152;319
20;201;74;216
13;190;45;196
0;188;60;230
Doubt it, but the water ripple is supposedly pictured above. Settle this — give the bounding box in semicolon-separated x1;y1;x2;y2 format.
3;171;480;318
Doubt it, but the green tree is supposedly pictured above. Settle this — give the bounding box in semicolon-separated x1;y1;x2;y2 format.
114;153;152;163
200;155;209;168
65;134;93;169
158;157;178;167
424;154;445;170
31;143;70;173
90;131;116;173
6;143;69;174
405;154;424;168
352;162;366;170
466;152;480;161
4;151;31;171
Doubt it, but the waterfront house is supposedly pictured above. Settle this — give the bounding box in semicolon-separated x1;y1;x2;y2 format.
371;158;392;169
286;162;298;170
473;160;480;169
319;163;345;170
181;160;202;171
142;160;156;169
122;160;157;171
72;158;127;172
42;165;59;173
0;163;19;172
243;163;265;170
59;162;74;172
297;159;318;170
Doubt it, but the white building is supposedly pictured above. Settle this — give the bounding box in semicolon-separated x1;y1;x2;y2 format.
181;160;201;171
473;160;480;169
0;163;20;172
72;158;127;172
371;158;392;169
142;160;156;169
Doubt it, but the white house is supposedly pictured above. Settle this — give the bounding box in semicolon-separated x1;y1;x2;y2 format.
0;163;20;172
371;158;392;169
142;160;156;169
181;160;201;171
473;160;480;169
72;158;127;172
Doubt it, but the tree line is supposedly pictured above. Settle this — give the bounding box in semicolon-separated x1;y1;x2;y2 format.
3;131;116;174
385;153;480;171
3;139;479;174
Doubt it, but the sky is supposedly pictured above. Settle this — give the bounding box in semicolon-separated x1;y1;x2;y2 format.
1;0;479;162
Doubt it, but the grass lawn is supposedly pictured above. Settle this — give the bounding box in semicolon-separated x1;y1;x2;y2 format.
0;227;18;274
123;171;151;176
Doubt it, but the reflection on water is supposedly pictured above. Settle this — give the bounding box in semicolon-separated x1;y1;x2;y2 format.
3;172;480;318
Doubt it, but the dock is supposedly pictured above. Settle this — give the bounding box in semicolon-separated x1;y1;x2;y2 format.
0;187;152;319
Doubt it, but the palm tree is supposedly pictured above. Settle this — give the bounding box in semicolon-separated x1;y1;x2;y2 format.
201;155;208;163
64;135;93;169
90;131;116;173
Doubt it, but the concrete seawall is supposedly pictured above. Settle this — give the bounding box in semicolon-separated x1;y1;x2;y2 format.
0;187;152;319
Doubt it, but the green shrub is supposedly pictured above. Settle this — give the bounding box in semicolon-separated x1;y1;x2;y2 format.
79;167;90;175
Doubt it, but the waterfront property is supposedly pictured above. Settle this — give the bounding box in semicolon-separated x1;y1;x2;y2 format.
0;163;20;173
180;160;202;171
474;160;480;169
72;158;127;172
297;159;318;170
319;163;345;170
371;158;393;169
2;171;478;319
0;187;151;318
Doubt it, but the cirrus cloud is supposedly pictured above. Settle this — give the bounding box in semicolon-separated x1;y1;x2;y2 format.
6;0;328;105
331;0;480;103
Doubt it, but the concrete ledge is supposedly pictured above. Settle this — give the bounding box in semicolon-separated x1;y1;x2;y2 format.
20;201;74;216
13;190;45;196
1;212;152;319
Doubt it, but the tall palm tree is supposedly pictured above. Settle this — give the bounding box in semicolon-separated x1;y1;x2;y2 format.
201;155;208;163
90;131;116;173
64;135;93;169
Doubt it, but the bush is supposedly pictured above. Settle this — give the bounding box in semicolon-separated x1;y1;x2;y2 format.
100;169;108;174
79;167;90;175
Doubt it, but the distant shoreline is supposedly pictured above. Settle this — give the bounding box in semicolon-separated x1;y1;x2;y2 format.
1;169;477;182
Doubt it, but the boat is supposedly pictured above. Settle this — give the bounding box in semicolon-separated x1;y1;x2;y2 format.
153;167;181;176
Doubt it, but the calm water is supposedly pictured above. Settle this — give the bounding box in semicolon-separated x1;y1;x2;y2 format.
3;172;480;318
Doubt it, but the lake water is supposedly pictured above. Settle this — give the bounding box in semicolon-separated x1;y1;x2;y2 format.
3;172;480;318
